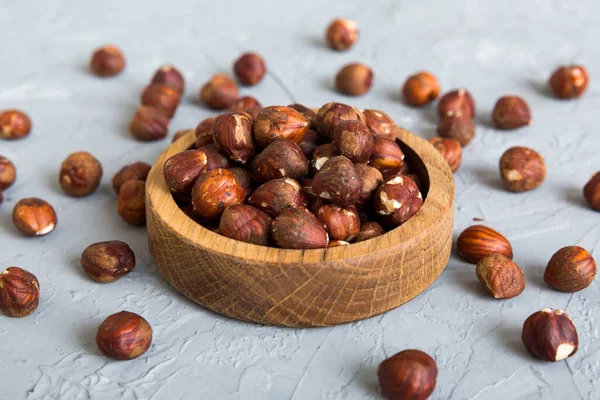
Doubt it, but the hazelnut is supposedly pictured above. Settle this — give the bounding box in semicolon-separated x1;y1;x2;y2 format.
112;162;151;194
288;104;317;129
377;349;437;400
196;144;234;171
332;120;373;163
191;169;244;221
0;109;32;140
253;106;308;148
90;45;125;77
0;267;40;317
0;156;17;190
212;111;256;164
219;204;272;246
456;225;513;264
369;137;405;171
316;102;365;139
402;71;441;107
437;89;476;118
96;311;152;360
522;308;578;362
380;163;411;182
298;129;321;159
355;164;384;208
151;64;185;94
499;146;546;192
199;73;239;110
335;63;374;96
328;240;350;247
312;156;361;206
12;198;57;236
172;129;193;143
248;178;305;217
81;241;136;283
583;171;600;211
549;65;588;99
492;96;532;130
250;139;309;183
476;254;526;299
233;52;266;86
163;150;208;195
428;137;462;173
437;113;475;147
544;246;596;292
228;96;262;112
59;151;103;197
354;221;386;242
194;117;215;148
229;167;255;200
316;204;361;241
363;109;395;138
310;143;338;174
374;175;423;227
117;180;146;225
325;18;359;51
140;84;180;118
129;106;170;141
271;207;329;249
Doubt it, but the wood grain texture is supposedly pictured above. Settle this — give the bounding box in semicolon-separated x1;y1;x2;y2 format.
146;127;455;327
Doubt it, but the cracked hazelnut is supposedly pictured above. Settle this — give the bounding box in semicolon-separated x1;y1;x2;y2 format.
316;102;366;139
96;311;152;360
378;349;437;400
151;64;185;94
228;96;262;112
81;241;136;283
140;84;180;118
428;137;462;173
583;171;600;211
354;221;386;242
249;178;305;217
117;180;146;225
59;151;103;197
369;137;405;171
355;164;383;208
254;106;308;148
332;120;373;163
298;129;321;159
250;139;308;183
219;204;272;246
457;225;513;264
310;143;338;174
437;113;475;147
326;18;358;51
312;156;361;206
172;129;192;143
194;117;215;148
212;111;256;164
90;45;125;77
191;169;244;221
549;65;588;99
374;175;423;227
437;89;475;118
112;162;151;194
522;308;578;362
492;96;532;130
316;204;360;241
233;52;266;86
0;109;32;140
402;71;440;107
289;104;317;130
163;150;208;195
363;109;395;138
12;198;57;236
0;156;16;190
196;144;234;171
229;167;255;200
544;246;596;292
129;106;170;141
0;267;40;317
476;254;526;299
335;63;373;96
499;146;545;192
200;73;239;110
271;207;329;249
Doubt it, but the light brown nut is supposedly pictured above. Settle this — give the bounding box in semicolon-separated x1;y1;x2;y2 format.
59;151;103;197
325;18;359;51
250;139;308;183
492;96;532;130
456;225;513;264
476;254;526;299
191;169;244;221
499;146;545;192
0;267;40;317
332;120;373;163
374;175;423;227
335;63;373;96
81;241;136;283
369;137;405;171
549;65;588;99
402;71;440;107
271;207;329;249
253;106;308;148
315;102;365;139
0;109;32;140
544;246;596;292
312;156;361;206
316;204;360;241
12;198;57;236
363;109;395;137
219;204;272;246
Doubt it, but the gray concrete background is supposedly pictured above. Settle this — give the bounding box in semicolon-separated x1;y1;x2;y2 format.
1;0;599;399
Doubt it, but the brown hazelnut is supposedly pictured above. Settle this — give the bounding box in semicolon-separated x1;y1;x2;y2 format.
288;103;317;129
380;162;411;182
0;267;40;317
328;240;350;247
428;137;462;173
374;175;423;227
476;254;526;299
326;18;359;51
90;45;125;77
163;150;208;195
544;246;597;292
363;109;395;138
140;84;180;118
312;156;361;206
456;225;513;264
298;129;321;159
191;169;244;221
200;73;239;110
219;204;272;246
315;102;365;139
112;162;151;194
151;64;185;94
402;71;440;107
116;180;146;225
271;207;329;249
0;109;32;140
310;143;338;174
499;146;545;192
229;167;255;200
194;117;216;148
196;144;234;171
369;137;405;171
172;129;192;143
492;96;532;130
254;106;309;148
522;308;578;362
12;198;57;236
248;178;305;217
549;65;588;99
81;241;136;283
96;311;152;360
437;113;475;147
354;221;386;242
212;111;256;164
59;151;103;197
316;204;361;241
233;52;266;86
0;156;16;190
250;139;308;183
335;63;374;96
332;120;373;163
355;164;384;208
583;171;600;211
228;96;262;112
129;106;170;141
377;349;437;400
437;89;476;118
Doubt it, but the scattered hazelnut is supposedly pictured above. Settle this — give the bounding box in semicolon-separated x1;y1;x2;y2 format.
316;204;361;241
374;175;423;227
248;178;305;217
194;117;216;148
0;267;40;317
437;113;475;147
191;169;244;221
492;96;532;130
402;71;440;107
312;156;361;206
12;198;57;236
212;111;256;164
355;164;384;208
140;84;180;118
316;102;366;139
544;246;597;292
499;146;545;192
354;221;386;242
363;109;395;138
271;207;329;249
250;139;309;183
228;96;262;112
288;103;318;129
328;240;350;247
0;109;32;140
151;64;185;94
456;225;513;264
332;120;373;163
476;254;526;299
229;167;255;200
96;311;152;360
377;349;438;400
163;150;208;195
233;52;266;86
369;137;405;171
253;106;309;148
310;143;338;174
199;73;239;110
172;129;192;143
325;18;358;51
522;308;578;362
116;180;146;225
437;89;476;118
219;204;272;246
196;144;234;171
549;65;589;99
112;162;151;194
0;156;17;190
335;63;374;96
583;171;600;211
59;151;103;197
428;137;462;173
298;129;321;159
90;45;125;77
129;106;170;141
81;241;136;283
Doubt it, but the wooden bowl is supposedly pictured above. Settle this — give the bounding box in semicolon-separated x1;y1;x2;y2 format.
146;127;454;327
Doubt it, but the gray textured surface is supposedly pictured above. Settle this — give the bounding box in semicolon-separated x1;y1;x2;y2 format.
0;0;599;399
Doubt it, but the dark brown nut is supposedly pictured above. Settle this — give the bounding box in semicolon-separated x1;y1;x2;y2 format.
522;308;578;362
129;106;170;141
354;221;386;242
151;64;185;94
112;162;151;194
312;156;361;206
163;150;208;195
369;137;405;171
316;102;365;139
374;175;423;227
378;349;437;400
332;120;373;163
12;198;57;236
437;113;475;147
456;225;513;264
363;109;395;137
271;207;329;249
355;164;383;208
90;45;125;77
0;267;40;317
249;178;305;217
191;169;244;221
140;84;180;118
219;204;272;246
233;53;266;86
196;144;234;171
59;151;103;197
428;137;462;173
310;143;338;174
328;240;350;247
212;111;256;164
335;63;373;96
298;129;321;159
200;73;239;110
250;139;308;183
195;118;216;148
476;254;526;299
380;163;411;182
229;167;255;200
254;106;308;148
437;88;476;118
0;156;16;190
544;246;597;292
584;171;600;211
288;104;317;129
81;241;136;283
492;96;532;130
402;71;441;107
96;311;152;360
172;129;192;143
325;18;358;51
499;146;545;192
228;96;262;112
117;180;146;225
0;109;32;140
316;204;360;241
549;65;588;99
